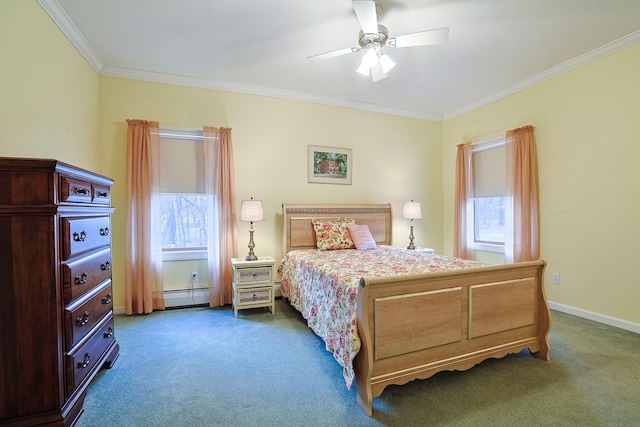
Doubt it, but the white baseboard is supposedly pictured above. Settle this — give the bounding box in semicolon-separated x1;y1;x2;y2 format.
113;288;209;314
549;301;640;334
164;287;209;308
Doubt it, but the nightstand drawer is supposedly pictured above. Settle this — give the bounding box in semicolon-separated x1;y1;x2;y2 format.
231;257;275;317
237;268;272;285
238;288;272;304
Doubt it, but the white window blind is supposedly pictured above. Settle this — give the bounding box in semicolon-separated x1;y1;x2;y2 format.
472;142;505;198
159;133;205;194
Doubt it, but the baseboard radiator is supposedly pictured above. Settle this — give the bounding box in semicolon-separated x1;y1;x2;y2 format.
164;288;209;308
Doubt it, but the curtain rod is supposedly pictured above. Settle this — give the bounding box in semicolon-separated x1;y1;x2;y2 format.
471;136;505;153
159;126;204;141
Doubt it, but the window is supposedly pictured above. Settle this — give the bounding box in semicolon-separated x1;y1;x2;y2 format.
158;128;207;260
160;193;207;249
472;139;506;252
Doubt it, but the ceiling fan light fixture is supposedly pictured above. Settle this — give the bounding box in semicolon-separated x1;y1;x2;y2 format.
362;47;378;67
370;62;388;82
379;53;396;73
356;61;370;76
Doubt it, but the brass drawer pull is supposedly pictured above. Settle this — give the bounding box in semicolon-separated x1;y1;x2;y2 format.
73;231;87;242
102;293;112;305
96;190;109;198
100;227;110;236
72;186;90;196
101;261;111;271
74;272;88;285
78;352;91;369
104;327;114;338
76;311;90;327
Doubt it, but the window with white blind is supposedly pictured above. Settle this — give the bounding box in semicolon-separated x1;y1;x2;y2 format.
472;139;506;252
158;128;207;260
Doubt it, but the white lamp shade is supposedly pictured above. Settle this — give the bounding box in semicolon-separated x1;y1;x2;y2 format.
402;201;422;220
240;199;264;222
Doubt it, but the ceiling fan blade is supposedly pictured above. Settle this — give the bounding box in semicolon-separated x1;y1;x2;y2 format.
352;0;378;34
391;27;449;48
307;47;360;61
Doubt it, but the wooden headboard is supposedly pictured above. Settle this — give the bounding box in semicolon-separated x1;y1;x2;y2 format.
282;203;392;253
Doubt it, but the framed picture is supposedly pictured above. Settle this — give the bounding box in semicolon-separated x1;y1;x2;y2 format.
308;145;353;185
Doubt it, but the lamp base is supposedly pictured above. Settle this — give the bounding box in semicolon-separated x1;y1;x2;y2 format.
407;224;416;250
245;229;257;261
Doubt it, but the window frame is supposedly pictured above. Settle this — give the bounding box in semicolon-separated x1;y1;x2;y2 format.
158;127;208;262
471;138;506;254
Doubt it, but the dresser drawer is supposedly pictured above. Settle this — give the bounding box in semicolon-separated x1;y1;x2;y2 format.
236;267;272;286
66;314;115;397
237;287;272;304
62;247;112;304
60;176;92;204
61;216;111;260
92;184;111;205
65;280;113;350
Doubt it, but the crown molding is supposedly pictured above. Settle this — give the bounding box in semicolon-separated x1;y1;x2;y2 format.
100;65;442;121
37;0;104;73
443;29;640;121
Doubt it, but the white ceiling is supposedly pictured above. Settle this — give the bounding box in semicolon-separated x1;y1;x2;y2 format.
40;0;640;120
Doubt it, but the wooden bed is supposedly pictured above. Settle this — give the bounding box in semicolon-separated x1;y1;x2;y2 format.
281;203;551;416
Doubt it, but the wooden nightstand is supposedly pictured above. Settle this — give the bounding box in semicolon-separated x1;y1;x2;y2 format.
231;257;275;317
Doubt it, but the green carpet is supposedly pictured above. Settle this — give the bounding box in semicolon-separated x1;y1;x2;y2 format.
78;300;640;426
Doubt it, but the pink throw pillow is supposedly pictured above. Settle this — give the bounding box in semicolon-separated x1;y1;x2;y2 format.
346;224;377;250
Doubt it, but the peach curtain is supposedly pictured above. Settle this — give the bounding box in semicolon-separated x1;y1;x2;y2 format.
505;125;540;263
204;126;238;307
125;119;164;314
454;142;474;259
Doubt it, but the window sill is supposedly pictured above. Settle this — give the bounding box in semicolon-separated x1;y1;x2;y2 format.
163;250;208;261
474;243;505;254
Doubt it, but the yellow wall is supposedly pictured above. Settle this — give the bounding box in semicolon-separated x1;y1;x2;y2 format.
98;77;443;309
0;1;101;172
443;43;640;325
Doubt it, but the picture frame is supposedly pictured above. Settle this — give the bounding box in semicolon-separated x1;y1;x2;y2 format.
308;145;353;185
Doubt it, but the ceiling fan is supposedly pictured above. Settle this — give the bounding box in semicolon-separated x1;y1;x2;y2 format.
308;0;449;81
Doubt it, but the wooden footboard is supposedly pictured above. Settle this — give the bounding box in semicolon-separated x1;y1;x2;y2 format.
354;259;550;416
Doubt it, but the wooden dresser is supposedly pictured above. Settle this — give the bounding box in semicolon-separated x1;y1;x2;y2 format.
0;158;119;426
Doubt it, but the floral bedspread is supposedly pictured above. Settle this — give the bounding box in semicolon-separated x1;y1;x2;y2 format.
278;246;485;388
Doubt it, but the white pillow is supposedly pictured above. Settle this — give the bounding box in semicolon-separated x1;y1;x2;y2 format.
346;224;377;250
